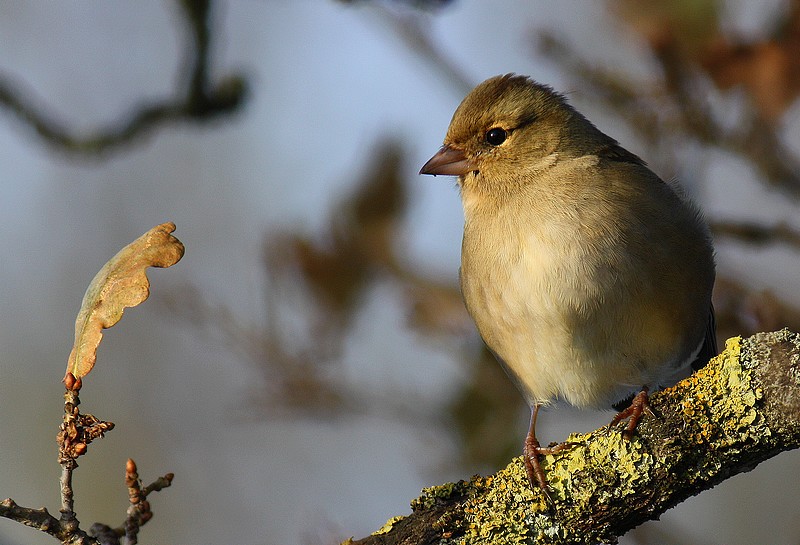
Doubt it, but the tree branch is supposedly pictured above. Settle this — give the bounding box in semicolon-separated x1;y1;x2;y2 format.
348;329;800;545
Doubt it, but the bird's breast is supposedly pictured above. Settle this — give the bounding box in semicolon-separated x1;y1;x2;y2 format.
460;202;599;405
457;181;706;408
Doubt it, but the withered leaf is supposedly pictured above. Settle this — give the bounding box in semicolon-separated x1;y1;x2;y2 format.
65;222;185;383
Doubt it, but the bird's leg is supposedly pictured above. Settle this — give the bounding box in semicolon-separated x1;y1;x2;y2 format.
523;404;547;492
523;404;571;497
609;387;653;440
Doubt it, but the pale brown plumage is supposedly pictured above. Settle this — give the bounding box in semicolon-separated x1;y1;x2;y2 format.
421;74;716;492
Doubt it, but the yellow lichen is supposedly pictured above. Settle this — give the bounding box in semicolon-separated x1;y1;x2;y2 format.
672;337;768;446
411;480;469;511
372;515;406;536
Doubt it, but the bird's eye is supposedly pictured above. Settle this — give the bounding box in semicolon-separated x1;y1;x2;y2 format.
485;127;507;146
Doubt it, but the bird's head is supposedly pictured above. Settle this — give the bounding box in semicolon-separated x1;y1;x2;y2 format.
420;74;582;186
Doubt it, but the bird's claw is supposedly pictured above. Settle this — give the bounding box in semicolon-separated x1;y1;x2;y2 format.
609;387;654;440
524;439;578;506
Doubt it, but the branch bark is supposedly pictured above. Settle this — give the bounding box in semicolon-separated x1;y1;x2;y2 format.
348;329;800;545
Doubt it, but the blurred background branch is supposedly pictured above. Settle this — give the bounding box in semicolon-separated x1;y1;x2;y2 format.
0;0;245;156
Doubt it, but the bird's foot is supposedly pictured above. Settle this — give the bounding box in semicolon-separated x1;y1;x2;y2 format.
523;435;573;503
524;404;578;503
609;387;655;440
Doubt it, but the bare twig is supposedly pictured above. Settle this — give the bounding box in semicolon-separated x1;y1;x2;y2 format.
2;378;172;544
0;501;61;538
55;382;115;543
0;385;107;544
85;464;174;545
119;458;173;545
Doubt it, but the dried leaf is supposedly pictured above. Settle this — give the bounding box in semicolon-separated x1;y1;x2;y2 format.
65;222;185;383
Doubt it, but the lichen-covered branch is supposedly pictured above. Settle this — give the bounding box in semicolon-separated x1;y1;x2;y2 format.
348;330;800;545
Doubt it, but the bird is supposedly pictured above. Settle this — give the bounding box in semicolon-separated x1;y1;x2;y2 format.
419;74;716;493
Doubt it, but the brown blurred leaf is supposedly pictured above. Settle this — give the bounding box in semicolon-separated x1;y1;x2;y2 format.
701;0;800;122
449;347;526;469
65;222;185;383
406;283;471;337
617;0;800;123
537;22;800;196
269;139;408;320
291;233;368;315
702;39;800;123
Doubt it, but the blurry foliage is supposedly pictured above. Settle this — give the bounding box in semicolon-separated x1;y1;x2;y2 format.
614;0;800;124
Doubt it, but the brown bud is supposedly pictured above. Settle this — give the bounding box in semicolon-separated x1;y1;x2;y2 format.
63;373;82;391
73;443;87;456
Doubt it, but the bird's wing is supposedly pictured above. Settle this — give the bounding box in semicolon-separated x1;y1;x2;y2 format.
691;303;718;372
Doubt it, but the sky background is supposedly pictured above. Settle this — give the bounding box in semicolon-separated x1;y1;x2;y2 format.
1;2;799;544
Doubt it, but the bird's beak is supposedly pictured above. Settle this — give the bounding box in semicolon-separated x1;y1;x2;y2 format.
419;145;474;176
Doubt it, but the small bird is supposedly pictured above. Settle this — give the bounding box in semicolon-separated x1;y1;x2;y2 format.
420;74;716;493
